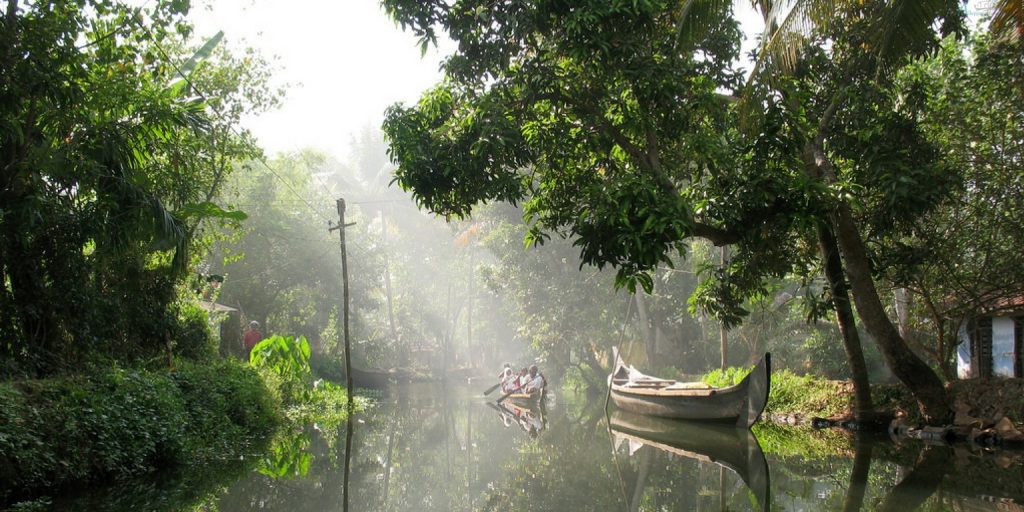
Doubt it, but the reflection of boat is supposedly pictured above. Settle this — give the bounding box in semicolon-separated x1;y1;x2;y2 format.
608;348;770;428
610;410;770;512
488;400;546;438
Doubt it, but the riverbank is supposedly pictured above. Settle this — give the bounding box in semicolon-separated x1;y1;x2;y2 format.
759;372;1024;447
0;360;280;506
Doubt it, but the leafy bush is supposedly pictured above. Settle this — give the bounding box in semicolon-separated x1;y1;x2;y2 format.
171;361;280;458
308;351;345;383
701;366;852;418
250;335;312;403
702;365;754;387
0;361;278;504
170;302;217;361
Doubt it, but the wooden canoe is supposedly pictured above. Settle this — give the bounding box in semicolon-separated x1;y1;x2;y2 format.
502;388;545;406
608;349;771;428
609;410;770;512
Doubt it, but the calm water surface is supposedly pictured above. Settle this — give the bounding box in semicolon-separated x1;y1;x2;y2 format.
47;382;1024;511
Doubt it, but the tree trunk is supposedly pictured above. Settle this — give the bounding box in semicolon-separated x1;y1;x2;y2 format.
380;210;401;363
808;138;950;423
719;246;728;370
831;201;950;423
894;288;913;340
818;223;874;420
2;208;58;371
841;438;872;512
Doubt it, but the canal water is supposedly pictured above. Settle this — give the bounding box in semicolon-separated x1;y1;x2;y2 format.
46;382;1024;511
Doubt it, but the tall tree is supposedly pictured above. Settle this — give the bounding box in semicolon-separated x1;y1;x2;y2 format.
380;0;963;421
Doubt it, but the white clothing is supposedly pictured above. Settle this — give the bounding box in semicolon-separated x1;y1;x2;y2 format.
526;374;544;392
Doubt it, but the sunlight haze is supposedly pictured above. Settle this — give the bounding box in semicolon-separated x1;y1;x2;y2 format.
190;0;450;159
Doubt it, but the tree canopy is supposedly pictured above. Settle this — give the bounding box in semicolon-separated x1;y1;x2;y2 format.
379;0;996;422
0;0;275;375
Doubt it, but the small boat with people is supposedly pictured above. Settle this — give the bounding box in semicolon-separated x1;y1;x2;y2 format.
608;348;771;428
491;363;547;405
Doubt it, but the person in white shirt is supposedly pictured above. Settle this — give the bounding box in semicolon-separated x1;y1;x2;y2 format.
525;365;545;394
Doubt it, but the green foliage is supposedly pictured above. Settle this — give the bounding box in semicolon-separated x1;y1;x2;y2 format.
284;381;364;428
258;430;313;479
247;334;363;427
701;366;852;418
250;335;312;403
169;301;217;361
0;0;278;376
881;34;1024;374
0;361;278;503
751;422;853;460
701;364;753;388
382;0;745;294
764;370;853;419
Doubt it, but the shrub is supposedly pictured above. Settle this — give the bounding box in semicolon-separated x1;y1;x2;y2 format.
0;361;278;504
701;366;852;418
250;335;312;403
170;302;217;361
702;365;754;387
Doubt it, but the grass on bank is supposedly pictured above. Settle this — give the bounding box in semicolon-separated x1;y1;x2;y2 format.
703;366;852;419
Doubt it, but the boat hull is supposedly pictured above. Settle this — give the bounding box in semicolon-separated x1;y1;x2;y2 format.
610;385;748;422
503;389;545;406
609;352;771;428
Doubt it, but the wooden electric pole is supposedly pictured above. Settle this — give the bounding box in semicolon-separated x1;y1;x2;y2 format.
330;198;356;406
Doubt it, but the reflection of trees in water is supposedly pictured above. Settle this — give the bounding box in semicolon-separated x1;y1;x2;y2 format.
200;386;1024;512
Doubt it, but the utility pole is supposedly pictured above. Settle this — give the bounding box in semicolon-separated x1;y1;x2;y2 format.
381;209;399;359
330;198;356;406
467;251;474;368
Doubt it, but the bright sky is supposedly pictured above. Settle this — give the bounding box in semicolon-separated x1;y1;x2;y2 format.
188;1;763;161
190;1;993;162
190;0;451;159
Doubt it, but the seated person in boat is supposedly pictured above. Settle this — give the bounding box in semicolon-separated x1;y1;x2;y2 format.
524;365;546;394
517;367;530;390
499;365;519;393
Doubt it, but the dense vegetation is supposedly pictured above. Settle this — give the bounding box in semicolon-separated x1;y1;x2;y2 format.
0;360;278;503
2;0;1022;506
379;0;1024;424
0;0;282;504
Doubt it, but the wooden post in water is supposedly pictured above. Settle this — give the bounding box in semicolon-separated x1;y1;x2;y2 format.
330;198;355;405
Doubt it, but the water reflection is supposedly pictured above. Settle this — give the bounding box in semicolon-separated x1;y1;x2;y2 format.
608;410;770;512
36;382;1024;511
489;400;547;438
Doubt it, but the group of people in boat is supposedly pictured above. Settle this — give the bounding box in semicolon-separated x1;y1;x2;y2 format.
498;363;546;395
